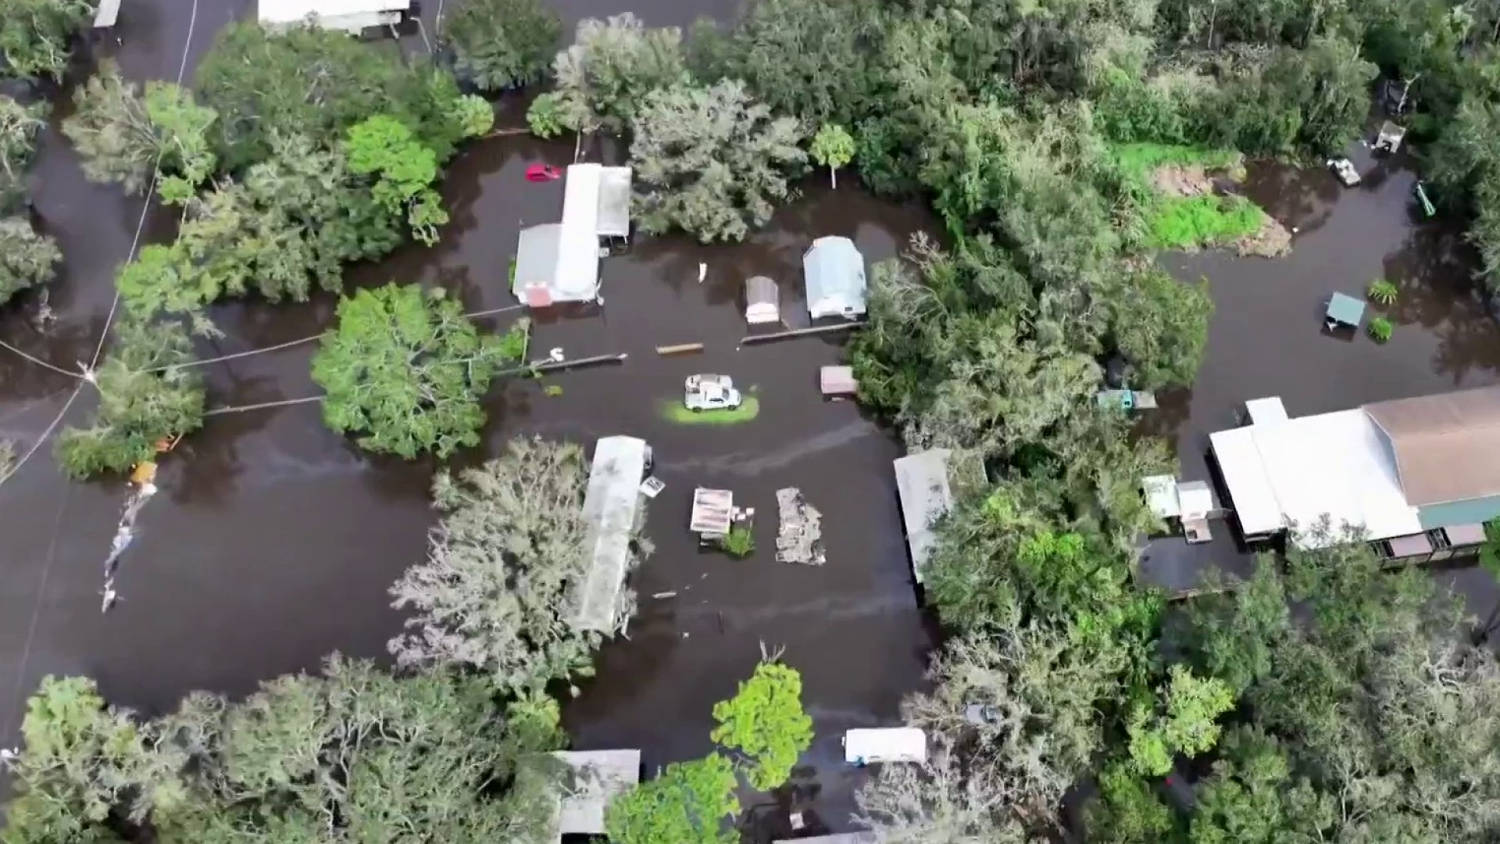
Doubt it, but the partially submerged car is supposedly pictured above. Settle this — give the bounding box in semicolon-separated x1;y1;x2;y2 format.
684;374;743;411
1327;157;1360;187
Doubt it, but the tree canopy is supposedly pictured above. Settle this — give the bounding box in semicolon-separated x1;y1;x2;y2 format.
631;79;807;242
0;215;59;305
709;659;814;790
550;14;688;135
389;437;647;692
311;284;524;459
0;0;94;81
448;0;561;91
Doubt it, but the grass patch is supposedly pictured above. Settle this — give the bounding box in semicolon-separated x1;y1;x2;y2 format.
659;395;761;425
721;525;755;558
1110;142;1243;187
1146;194;1265;250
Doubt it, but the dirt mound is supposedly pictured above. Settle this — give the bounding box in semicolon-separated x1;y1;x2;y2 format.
1151;164;1213;197
1236;215;1292;258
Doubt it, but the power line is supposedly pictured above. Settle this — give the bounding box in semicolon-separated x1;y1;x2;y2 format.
0;385;82;488
143;331;329;373
202;395;323;416
0;338;86;381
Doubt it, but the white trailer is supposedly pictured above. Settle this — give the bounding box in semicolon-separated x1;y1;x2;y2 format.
258;0;413;34
843;727;927;765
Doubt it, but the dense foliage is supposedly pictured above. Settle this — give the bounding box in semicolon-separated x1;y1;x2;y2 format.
0;0;94;81
709;660;814;790
389;437;649;691
447;0;561;91
631;79;807;242
54;314;204;479
548;14;688;135
0;215;59;305
311;284;521;459
0;94;46;206
1;659;565;842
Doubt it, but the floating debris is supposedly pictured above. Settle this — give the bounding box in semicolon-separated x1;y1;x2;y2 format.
639;476;666;498
652;591;678;599
775;487;825;565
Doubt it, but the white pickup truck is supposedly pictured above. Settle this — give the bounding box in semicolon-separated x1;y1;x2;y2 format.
684;374;742;411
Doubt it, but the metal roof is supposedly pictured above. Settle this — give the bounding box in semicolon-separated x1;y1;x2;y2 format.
596;166;632;237
258;0;408;26
802;236;866;320
513;223;562;304
893;449;954;581
1363;385;1500;506
550;749;641;837
1210;409;1422;546
93;0;121;27
691;488;734;535
577;437;647;633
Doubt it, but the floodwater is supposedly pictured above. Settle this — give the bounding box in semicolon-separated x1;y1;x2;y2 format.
0;1;937;836
3;1;1500;840
1140;139;1500;594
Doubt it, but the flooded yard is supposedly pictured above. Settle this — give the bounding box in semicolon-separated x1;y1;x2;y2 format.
1142;141;1500;594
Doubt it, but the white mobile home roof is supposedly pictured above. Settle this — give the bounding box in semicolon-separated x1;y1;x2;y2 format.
803;236;867;320
555;164;602;300
93;0;121;27
1211;408;1421;546
596;166;632;237
844;728;927;764
258;0;408;28
893;449;954;581
577;436;647;633
549;749;641;837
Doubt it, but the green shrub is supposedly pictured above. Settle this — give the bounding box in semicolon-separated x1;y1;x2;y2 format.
1147;195;1264;250
1368;316;1393;343
721;525;755;558
1367;278;1398;306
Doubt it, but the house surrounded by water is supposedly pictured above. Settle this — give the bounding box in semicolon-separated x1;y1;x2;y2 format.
576;436;649;633
513;163;633;307
802;236;867;320
1210;386;1500;561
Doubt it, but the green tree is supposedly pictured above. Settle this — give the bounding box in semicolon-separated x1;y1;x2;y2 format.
1110;267;1212;389
1189;727;1334;844
0;216;60;305
526;92;566;138
389;437;650;691
196;23;479;169
448;0;562;91
1126;665;1235;777
0;0;94;81
604;753;739;844
1182;559;1290;694
62;63;218;201
552;14;688;135
810;123;856;188
344;115;448;245
55;314;205;479
710;659;814;790
0;94;46;207
311;284;516;459
1087;762;1175;844
630;79;807;242
1;676;180;844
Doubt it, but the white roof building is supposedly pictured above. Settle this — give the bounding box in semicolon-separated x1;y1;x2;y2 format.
513;164;632;307
257;0;410;33
547;749;641;838
577;436;648;633
893;449;956;581
93;0;122;27
1212;398;1423;546
844;728;927;765
803;236;867;320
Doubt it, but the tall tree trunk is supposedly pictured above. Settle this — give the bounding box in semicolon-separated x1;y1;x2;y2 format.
830;166;837;190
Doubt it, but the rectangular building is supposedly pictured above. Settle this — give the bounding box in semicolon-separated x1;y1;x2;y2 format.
577;436;648;633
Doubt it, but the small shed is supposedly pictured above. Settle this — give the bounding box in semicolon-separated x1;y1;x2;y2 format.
1376;121;1407;154
1325;292;1365;329
745;276;780;325
1178;480;1215;543
893;449;955;582
803;236;867;320
258;0;411;33
1142;474;1180;520
577;436;649;633
820;365;856;397
93;0;122;28
549;749;641;838
844;728;927;765
596;166;632;240
691;487;734;539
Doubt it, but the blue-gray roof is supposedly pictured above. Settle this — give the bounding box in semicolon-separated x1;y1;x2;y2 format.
802;236;866;319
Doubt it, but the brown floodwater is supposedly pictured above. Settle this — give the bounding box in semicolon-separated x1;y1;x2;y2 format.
3;1;1500;839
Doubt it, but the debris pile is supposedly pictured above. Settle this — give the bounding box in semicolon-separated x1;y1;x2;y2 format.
775;487;825;565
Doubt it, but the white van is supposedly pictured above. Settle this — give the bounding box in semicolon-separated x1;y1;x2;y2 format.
843;727;927;765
